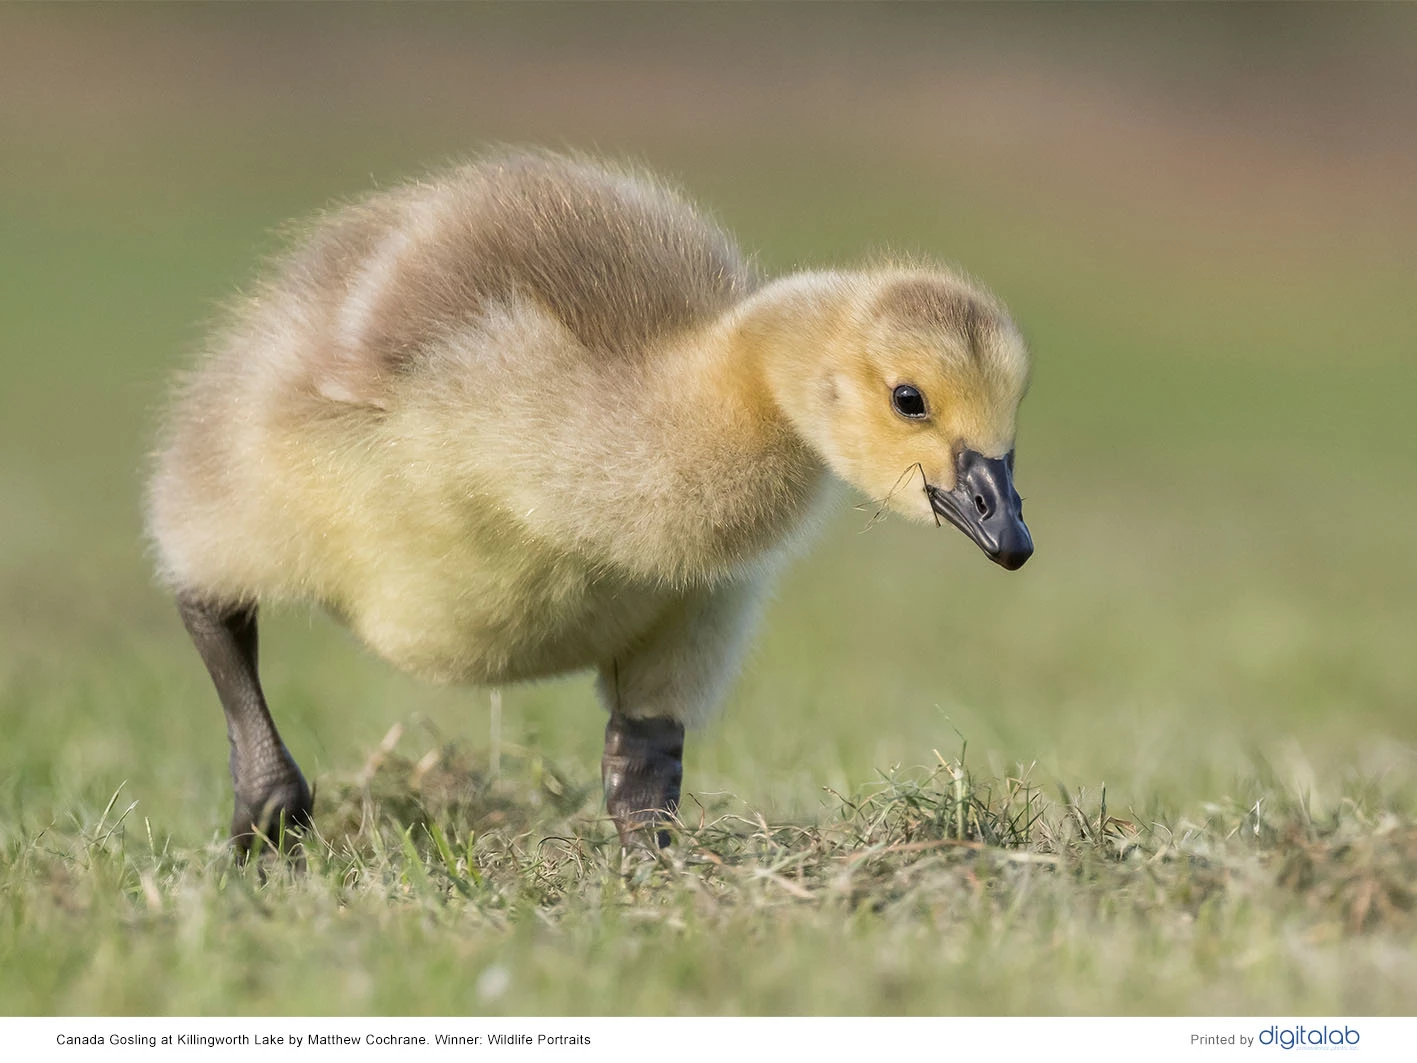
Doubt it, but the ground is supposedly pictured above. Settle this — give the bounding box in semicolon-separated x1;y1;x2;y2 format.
1;5;1415;1015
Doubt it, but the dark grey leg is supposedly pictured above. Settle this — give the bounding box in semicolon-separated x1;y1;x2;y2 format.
601;715;683;849
177;593;313;858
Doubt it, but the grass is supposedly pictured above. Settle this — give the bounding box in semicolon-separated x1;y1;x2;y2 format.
2;5;1416;1017
5;733;1415;1015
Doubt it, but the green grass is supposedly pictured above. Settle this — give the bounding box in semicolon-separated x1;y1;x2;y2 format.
5;738;1415;1014
2;5;1416;1017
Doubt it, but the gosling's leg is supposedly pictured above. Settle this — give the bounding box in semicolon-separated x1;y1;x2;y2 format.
601;715;683;849
176;593;313;858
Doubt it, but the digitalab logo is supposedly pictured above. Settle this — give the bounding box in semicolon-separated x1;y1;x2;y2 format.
1257;1023;1360;1050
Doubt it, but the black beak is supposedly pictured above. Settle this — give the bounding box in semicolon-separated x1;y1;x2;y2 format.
926;449;1033;570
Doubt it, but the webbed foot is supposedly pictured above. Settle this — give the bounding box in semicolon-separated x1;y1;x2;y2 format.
601;714;683;849
230;759;314;859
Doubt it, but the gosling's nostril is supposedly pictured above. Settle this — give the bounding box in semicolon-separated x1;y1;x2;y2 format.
973;494;989;517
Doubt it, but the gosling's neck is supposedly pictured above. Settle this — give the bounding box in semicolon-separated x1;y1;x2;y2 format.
615;273;851;581
708;271;858;459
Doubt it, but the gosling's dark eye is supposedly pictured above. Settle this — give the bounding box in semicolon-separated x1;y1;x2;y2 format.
891;384;927;419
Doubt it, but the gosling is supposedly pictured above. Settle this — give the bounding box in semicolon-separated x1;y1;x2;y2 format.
147;150;1033;852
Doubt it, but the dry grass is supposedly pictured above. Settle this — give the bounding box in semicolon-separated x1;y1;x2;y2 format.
314;730;1414;935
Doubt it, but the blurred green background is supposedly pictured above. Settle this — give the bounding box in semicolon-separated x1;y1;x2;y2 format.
1;3;1415;1008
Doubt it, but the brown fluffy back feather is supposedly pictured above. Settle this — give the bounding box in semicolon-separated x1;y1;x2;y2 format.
289;153;758;401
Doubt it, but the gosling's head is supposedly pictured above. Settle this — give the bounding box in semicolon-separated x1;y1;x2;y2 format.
773;270;1034;570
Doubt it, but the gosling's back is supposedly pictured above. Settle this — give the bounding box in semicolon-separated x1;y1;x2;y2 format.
324;152;757;384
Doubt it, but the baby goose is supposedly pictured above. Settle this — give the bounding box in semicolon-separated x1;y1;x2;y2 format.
147;150;1033;852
